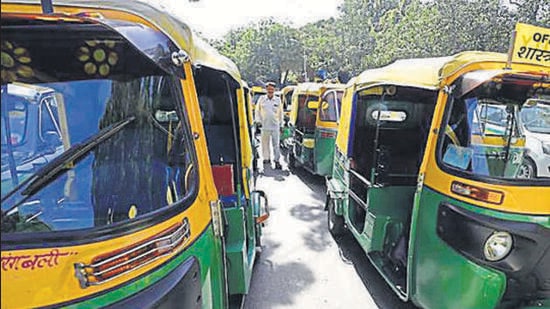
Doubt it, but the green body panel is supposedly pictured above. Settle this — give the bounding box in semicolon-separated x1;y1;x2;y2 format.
327;153;546;308
223;205;256;295
65;225;226;309
314;128;337;177
408;187;509;309
295;137;314;166
362;186;415;252
327;151;348;213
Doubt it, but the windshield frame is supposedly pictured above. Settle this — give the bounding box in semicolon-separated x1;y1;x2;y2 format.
435;85;550;187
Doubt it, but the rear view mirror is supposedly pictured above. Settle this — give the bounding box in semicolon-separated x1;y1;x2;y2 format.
321;101;329;110
252;190;269;224
307;100;319;110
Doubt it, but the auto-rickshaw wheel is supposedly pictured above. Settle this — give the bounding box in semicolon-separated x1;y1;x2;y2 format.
517;157;536;179
328;198;346;237
288;152;296;169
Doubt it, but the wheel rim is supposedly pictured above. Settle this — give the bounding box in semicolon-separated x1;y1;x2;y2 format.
517;162;534;179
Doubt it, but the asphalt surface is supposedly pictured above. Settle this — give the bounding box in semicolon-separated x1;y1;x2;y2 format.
244;153;419;309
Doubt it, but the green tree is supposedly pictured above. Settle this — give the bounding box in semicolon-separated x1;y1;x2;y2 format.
213;19;302;84
212;0;547;82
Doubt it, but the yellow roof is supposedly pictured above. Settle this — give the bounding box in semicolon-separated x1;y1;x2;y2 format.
251;86;266;93
353;51;508;90
281;85;297;95
294;82;346;96
1;0;242;82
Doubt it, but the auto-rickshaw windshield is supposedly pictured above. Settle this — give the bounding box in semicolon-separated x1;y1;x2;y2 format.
1;23;198;234
440;71;550;181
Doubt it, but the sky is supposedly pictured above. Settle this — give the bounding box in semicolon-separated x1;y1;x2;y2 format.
162;0;344;39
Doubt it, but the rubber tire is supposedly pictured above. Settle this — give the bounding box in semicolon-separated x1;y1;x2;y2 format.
327;198;346;237
518;157;537;179
288;152;296;169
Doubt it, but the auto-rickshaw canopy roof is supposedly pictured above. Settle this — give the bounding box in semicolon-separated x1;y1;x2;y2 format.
282;85;297;95
294;82;345;96
352;51;508;90
1;0;242;83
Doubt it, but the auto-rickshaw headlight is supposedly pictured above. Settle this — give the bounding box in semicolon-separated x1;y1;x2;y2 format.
483;231;513;262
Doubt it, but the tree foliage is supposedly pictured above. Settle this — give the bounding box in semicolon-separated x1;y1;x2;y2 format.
211;0;549;84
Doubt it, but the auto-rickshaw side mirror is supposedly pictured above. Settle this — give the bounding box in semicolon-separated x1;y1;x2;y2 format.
252;190;269;224
321;101;329;110
307;100;319;110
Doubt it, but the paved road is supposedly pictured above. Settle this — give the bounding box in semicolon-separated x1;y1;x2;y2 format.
244;157;419;309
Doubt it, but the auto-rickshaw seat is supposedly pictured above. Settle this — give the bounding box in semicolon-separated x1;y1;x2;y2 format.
211;164;235;196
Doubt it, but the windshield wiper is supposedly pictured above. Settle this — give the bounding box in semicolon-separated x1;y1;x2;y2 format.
1;116;135;201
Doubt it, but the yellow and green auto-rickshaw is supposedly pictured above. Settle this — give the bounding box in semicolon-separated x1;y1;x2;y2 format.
1;1;268;308
288;82;345;176
327;48;549;308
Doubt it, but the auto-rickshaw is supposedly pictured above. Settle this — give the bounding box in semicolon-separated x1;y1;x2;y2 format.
327;50;549;308
1;1;268;308
288;82;345;176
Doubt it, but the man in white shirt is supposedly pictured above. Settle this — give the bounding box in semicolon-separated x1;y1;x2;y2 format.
255;82;283;169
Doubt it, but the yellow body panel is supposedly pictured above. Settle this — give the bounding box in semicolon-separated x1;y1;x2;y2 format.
236;86;253;198
316;119;339;129
303;138;315;148
335;85;354;154
281;85;297;98
1;199;212;308
251;86;266;95
471;135;526;147
242;81;254;127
